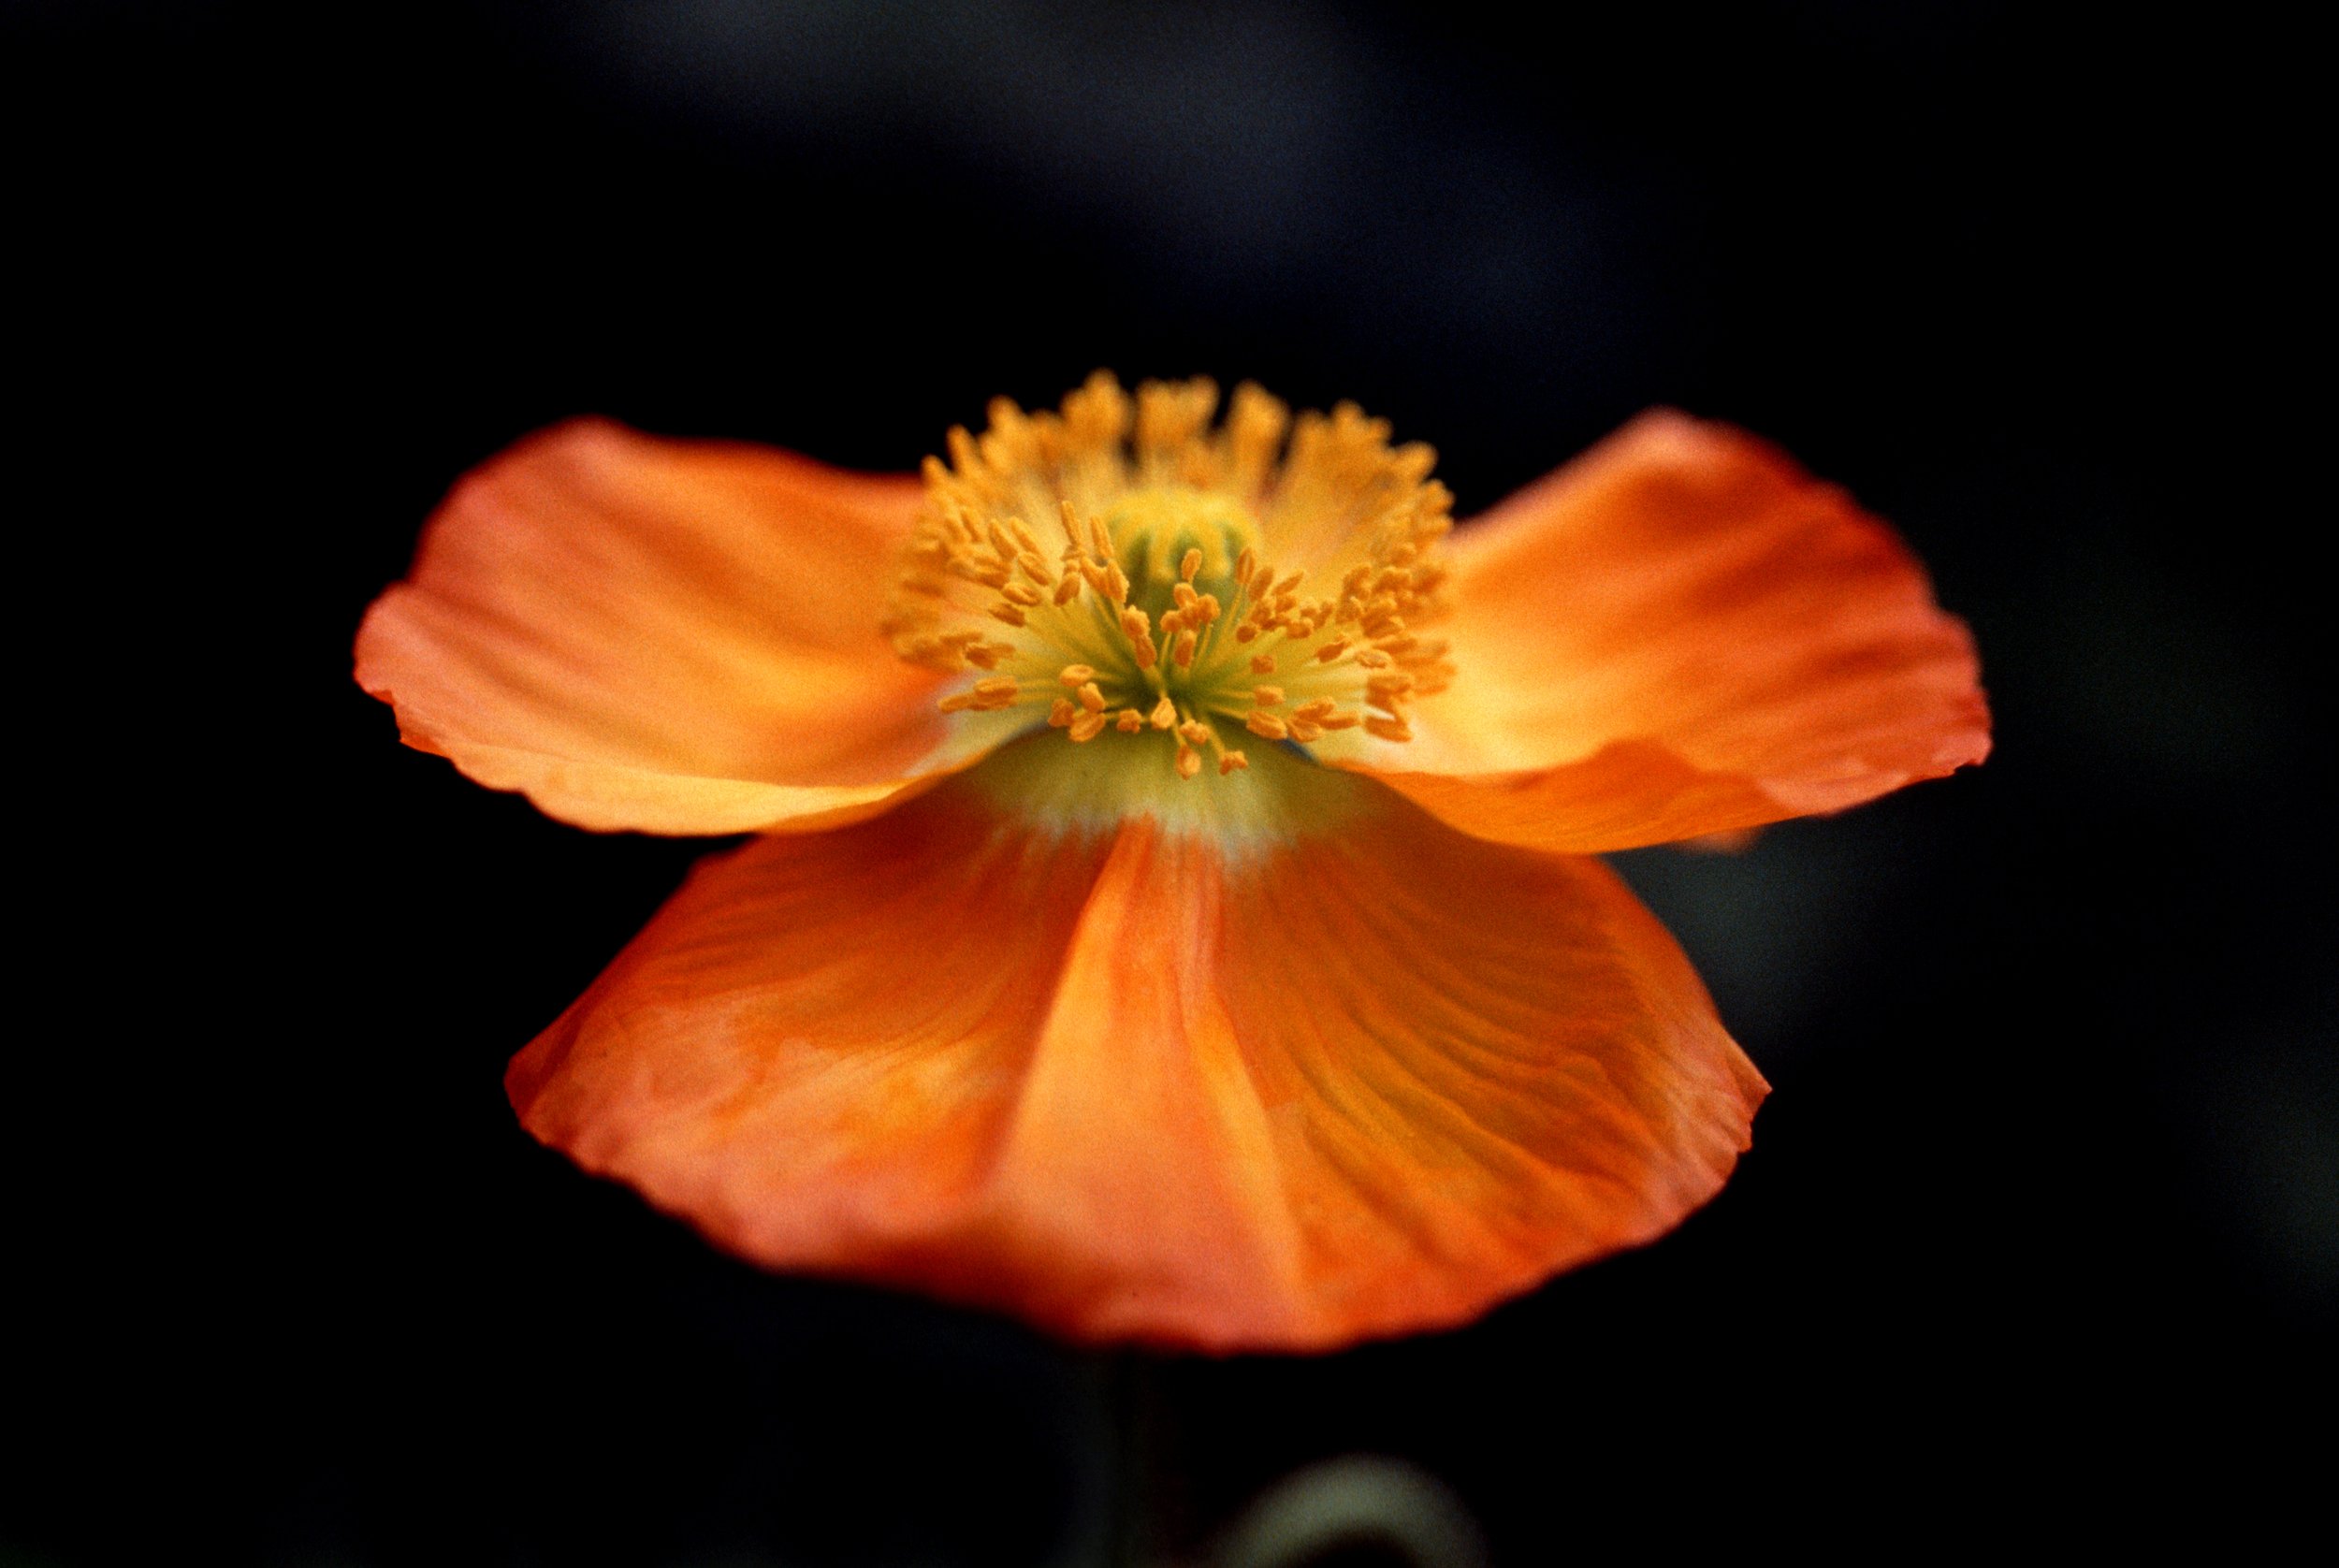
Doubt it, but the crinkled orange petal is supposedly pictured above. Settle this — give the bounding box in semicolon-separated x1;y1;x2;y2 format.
355;419;952;835
507;768;1765;1352
1351;411;1990;852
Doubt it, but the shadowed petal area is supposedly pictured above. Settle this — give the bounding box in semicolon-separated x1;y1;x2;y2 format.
507;784;1113;1282
1350;411;1990;852
507;760;1765;1351
355;419;951;834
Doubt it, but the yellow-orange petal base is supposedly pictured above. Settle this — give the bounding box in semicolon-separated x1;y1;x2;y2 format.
506;741;1765;1352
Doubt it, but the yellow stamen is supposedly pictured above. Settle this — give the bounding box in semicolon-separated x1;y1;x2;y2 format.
883;371;1459;783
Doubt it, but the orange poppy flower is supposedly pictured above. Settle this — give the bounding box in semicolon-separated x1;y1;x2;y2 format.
355;375;1987;1353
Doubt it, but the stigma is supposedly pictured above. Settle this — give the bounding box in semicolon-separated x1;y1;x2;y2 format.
885;373;1456;784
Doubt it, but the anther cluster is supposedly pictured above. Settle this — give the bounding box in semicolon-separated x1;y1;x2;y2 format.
885;373;1457;781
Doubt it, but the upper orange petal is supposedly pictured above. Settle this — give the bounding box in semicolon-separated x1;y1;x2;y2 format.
355;419;952;835
1348;411;1990;852
508;755;1765;1351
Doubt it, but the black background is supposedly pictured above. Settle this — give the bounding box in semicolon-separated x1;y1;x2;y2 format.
11;3;2331;1564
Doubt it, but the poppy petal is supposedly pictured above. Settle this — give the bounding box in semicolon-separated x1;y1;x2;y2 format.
1349;412;1989;852
355;419;952;835
508;758;1764;1351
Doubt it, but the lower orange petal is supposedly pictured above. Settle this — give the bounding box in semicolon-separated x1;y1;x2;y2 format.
510;761;1765;1351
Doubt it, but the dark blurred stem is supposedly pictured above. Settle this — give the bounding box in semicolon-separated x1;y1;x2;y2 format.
1104;1349;1169;1568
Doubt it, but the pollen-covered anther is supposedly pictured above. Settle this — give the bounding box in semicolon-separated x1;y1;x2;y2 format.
965;641;1015;670
885;370;1460;778
1118;607;1160;671
938;675;1024;713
